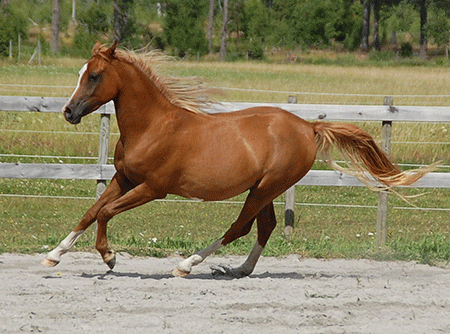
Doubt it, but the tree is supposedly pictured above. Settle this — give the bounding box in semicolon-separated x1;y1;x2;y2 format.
361;0;371;51
418;0;428;58
0;1;28;57
219;0;228;60
164;0;208;57
343;0;363;50
370;0;405;51
51;0;60;53
403;0;429;58
80;3;109;34
113;0;136;46
373;0;381;51
289;0;356;47
208;0;215;53
427;1;450;50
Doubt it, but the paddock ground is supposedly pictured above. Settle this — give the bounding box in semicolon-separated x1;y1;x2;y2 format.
1;252;449;333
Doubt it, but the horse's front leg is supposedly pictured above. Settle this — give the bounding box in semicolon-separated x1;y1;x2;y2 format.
93;183;162;269
42;174;133;267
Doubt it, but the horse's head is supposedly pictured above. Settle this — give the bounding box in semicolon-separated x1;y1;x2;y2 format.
63;41;120;124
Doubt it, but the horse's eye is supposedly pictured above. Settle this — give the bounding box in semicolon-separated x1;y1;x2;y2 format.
88;73;99;83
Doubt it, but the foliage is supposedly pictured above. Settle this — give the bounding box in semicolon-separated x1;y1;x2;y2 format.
386;0;417;35
1;0;450;59
79;3;109;34
114;0;138;47
6;0;72;31
164;0;209;57
272;0;361;48
0;5;28;57
400;42;413;57
71;26;99;58
244;0;273;41
427;5;450;48
343;1;364;50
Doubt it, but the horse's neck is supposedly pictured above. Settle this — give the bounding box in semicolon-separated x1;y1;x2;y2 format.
113;63;173;138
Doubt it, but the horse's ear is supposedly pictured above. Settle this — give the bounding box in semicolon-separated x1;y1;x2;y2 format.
92;41;102;54
105;40;118;58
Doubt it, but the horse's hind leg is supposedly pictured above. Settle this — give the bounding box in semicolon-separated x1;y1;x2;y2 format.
172;217;256;277
173;193;264;277
211;202;277;278
173;191;277;278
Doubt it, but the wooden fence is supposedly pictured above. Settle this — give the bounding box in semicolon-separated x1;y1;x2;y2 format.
1;95;450;246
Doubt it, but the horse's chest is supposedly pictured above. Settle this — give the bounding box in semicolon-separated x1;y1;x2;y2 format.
120;148;171;186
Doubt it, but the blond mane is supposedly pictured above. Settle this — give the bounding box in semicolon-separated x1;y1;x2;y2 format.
94;44;211;114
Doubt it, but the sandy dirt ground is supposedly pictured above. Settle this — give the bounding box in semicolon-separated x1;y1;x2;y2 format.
1;252;449;334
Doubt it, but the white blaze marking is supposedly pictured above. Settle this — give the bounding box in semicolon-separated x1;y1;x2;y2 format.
62;63;88;112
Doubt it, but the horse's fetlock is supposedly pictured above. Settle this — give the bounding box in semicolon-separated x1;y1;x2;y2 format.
103;249;116;264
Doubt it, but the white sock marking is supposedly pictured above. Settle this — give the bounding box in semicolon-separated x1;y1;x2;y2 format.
177;238;224;273
46;230;85;263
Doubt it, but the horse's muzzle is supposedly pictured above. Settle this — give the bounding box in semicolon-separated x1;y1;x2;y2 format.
63;104;82;124
63;106;79;124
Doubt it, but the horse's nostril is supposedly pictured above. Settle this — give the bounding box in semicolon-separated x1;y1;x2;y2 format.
64;106;72;116
63;106;74;122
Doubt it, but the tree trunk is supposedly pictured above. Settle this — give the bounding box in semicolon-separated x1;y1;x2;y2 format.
219;0;228;61
72;0;76;21
361;0;371;52
419;0;428;59
391;31;397;46
51;0;60;53
113;0;121;42
373;0;381;51
208;0;215;53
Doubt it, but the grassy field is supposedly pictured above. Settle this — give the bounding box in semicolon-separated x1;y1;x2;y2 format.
1;55;450;265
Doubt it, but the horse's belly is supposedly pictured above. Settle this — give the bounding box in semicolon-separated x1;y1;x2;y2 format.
175;167;260;201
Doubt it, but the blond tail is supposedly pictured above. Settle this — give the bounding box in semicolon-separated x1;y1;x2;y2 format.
312;122;438;191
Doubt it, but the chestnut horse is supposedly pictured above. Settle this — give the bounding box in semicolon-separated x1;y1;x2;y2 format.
43;41;434;278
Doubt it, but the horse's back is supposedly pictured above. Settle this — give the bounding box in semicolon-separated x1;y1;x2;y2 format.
210;106;315;147
205;105;317;181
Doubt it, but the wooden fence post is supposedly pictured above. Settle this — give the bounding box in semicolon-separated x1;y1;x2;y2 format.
376;96;393;247
96;107;110;200
284;95;297;238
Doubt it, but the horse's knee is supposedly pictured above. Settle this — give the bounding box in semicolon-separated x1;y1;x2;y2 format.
97;206;114;223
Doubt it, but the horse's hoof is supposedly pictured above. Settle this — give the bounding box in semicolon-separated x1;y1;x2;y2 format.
210;264;229;277
172;267;189;278
210;264;249;279
42;258;59;267
106;257;116;270
103;250;116;270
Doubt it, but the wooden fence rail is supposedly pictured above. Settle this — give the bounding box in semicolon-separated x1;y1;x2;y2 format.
1;95;450;246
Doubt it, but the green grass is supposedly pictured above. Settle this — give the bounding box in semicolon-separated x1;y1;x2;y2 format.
1;57;450;266
1;184;449;265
